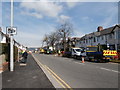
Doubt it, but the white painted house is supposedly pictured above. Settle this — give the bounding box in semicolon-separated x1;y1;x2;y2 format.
75;25;120;51
0;28;7;43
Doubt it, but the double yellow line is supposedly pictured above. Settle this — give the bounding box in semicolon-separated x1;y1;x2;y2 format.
32;54;73;90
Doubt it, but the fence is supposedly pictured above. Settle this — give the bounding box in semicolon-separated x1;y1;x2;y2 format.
0;43;18;72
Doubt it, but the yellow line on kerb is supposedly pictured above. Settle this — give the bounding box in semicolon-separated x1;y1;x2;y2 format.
32;54;73;90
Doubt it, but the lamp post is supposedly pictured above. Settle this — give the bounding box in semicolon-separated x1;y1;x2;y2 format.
10;0;14;71
61;30;66;52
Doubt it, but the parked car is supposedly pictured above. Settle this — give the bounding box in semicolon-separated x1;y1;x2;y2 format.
62;51;71;58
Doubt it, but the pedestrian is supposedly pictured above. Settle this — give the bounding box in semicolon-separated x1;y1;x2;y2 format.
58;50;61;56
22;50;28;63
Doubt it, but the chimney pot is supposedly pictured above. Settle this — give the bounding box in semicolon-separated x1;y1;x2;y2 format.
97;26;103;32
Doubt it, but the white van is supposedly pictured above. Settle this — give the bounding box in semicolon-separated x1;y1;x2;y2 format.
71;47;83;59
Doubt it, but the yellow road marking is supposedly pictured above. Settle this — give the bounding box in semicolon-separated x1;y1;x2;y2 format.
45;65;73;90
44;65;67;89
32;54;44;67
32;54;73;90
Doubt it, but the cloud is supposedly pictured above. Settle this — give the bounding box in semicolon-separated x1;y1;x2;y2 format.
2;0;120;2
21;11;43;19
66;2;78;8
73;30;85;37
100;6;118;28
57;15;70;23
21;0;38;2
60;15;70;20
15;31;42;47
0;2;2;26
14;22;56;47
82;17;89;20
20;1;63;18
64;0;119;2
80;16;94;23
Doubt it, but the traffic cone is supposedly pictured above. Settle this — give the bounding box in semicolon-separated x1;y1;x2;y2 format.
82;57;85;63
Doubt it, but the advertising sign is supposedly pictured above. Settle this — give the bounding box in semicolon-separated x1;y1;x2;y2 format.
103;50;117;56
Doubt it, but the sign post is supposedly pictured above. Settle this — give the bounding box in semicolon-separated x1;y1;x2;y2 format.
10;0;14;72
10;34;14;71
7;0;17;72
6;26;17;72
9;0;16;71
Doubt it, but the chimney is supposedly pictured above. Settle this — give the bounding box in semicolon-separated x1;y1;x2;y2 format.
97;26;103;32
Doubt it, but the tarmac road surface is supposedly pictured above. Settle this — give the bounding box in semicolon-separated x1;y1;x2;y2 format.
33;53;119;88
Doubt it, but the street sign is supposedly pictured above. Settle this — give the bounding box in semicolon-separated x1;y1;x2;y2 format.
6;27;17;35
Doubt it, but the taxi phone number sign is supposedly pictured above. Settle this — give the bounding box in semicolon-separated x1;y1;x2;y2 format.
6;27;17;35
103;50;117;56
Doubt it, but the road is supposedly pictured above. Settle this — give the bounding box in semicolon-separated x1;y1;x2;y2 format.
32;53;119;88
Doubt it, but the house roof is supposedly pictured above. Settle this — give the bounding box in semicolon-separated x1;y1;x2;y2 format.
99;24;120;35
0;27;21;46
79;24;120;41
100;26;114;35
0;28;5;35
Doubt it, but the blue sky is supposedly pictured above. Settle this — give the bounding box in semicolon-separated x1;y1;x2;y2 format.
1;0;118;47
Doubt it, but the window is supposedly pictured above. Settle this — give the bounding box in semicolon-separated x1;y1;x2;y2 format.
97;37;99;42
89;39;91;43
75;49;82;52
72;49;76;53
117;44;120;50
118;30;120;39
83;40;85;43
86;39;88;44
86;47;97;51
94;37;96;42
101;36;104;40
109;34;112;39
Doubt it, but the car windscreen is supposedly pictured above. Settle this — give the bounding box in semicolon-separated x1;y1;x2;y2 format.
75;49;82;52
86;47;97;51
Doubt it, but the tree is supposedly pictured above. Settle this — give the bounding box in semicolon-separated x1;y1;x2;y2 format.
57;21;73;51
48;32;58;51
42;34;49;48
42;21;73;52
42;31;60;51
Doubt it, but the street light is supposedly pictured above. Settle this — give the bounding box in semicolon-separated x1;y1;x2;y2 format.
60;29;66;52
8;0;17;71
10;0;14;71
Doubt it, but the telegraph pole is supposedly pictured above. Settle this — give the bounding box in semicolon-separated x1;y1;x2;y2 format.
10;0;14;71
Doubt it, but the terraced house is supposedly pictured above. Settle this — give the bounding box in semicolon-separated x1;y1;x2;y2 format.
0;27;25;72
75;24;120;51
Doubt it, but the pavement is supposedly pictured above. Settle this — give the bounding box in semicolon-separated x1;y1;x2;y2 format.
2;54;55;89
